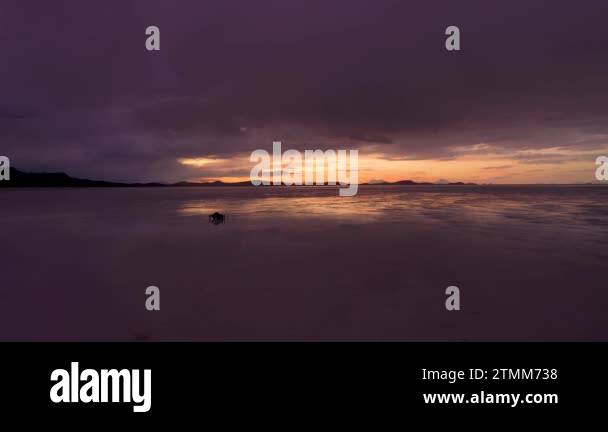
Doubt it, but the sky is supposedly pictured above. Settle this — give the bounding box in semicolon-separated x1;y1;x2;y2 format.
1;0;608;184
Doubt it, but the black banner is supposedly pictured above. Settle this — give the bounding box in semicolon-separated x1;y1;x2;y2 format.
0;343;605;421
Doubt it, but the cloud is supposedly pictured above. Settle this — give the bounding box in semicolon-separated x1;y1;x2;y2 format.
482;165;513;170
1;0;608;182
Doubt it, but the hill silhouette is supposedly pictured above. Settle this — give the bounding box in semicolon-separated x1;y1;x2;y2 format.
1;167;476;188
1;168;252;188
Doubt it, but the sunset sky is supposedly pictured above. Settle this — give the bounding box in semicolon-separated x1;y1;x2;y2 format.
2;0;607;184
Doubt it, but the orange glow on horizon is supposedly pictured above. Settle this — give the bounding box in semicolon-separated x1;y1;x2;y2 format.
178;145;607;185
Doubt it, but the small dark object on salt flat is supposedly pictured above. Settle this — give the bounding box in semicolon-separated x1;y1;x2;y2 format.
209;212;226;225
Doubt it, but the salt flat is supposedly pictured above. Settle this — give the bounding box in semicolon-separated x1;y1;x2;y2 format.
0;185;606;341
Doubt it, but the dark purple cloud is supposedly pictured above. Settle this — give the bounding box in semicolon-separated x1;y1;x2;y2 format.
1;0;607;181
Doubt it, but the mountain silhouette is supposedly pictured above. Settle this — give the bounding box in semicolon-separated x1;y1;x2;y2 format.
1;167;476;188
2;168;163;187
0;168;253;188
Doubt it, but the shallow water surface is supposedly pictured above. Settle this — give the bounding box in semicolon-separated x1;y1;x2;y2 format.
1;185;607;340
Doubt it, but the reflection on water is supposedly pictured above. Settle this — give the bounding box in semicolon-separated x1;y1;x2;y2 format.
179;185;608;236
2;184;608;340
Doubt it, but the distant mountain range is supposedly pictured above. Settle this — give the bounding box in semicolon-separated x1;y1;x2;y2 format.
1;168;251;188
364;179;475;186
1;167;476;188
